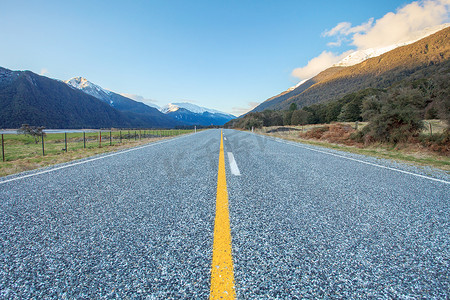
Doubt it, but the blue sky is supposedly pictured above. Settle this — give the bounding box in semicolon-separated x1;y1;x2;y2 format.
1;0;449;115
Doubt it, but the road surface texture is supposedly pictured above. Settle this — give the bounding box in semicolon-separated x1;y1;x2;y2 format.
0;129;448;298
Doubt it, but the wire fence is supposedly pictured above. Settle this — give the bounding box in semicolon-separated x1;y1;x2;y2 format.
1;129;194;162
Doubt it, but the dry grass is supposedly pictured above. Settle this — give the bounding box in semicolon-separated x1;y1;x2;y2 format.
258;121;450;172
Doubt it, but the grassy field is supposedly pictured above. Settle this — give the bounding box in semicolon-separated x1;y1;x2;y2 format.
0;129;194;177
257;120;450;172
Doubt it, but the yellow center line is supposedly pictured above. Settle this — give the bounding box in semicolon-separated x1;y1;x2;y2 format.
210;130;236;299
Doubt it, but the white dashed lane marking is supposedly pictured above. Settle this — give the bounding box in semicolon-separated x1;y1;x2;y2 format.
227;152;241;176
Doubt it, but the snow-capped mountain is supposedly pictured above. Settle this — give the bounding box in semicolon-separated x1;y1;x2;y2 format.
161;102;235;126
0;67;181;128
64;78;234;126
250;25;450;112
64;77;180;127
333;23;450;67
65;77;113;104
285;24;450;93
161;103;231;116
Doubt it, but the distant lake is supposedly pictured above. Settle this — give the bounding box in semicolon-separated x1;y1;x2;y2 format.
0;129;99;134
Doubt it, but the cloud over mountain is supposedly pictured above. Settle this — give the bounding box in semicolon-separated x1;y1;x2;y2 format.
231;102;260;116
291;51;352;81
292;0;450;80
120;93;160;109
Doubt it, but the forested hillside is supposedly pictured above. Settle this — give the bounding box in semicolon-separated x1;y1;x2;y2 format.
250;27;450;112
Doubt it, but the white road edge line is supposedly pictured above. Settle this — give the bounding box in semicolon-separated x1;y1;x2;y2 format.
0;134;191;185
264;134;450;185
227;152;241;176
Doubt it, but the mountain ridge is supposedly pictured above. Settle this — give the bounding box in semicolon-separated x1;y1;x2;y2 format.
64;76;178;127
0;69;236;128
66;78;235;126
333;23;449;67
161;103;235;126
161;102;234;117
250;26;450;112
0;68;139;129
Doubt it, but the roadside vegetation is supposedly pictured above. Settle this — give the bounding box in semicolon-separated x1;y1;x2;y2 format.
256;120;449;171
0;129;194;177
227;75;449;171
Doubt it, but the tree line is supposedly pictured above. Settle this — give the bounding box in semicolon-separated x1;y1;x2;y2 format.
227;75;449;144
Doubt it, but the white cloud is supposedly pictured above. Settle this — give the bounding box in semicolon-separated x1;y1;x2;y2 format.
327;39;344;47
291;51;352;80
39;68;49;76
323;19;373;38
323;22;352;37
177;99;199;104
292;0;450;80
353;0;450;49
121;93;160;108
231;101;260;116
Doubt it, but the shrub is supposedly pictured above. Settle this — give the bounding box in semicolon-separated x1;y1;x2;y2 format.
418;130;450;154
17;124;46;144
357;88;424;144
291;110;311;126
300;126;329;139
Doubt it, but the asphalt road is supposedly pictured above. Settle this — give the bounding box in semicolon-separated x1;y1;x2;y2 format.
0;129;448;298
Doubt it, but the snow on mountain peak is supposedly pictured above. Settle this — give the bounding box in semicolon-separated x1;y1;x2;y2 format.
161;102;232;116
65;77;112;102
287;78;309;92
66;77;105;91
333;23;450;68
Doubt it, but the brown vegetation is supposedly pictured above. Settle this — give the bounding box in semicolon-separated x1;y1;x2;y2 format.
296;123;449;156
259;122;450;171
300;124;358;146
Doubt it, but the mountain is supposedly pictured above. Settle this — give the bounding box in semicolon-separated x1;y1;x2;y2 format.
251;26;450;112
161;103;235;126
0;69;234;129
66;78;234;126
65;77;113;104
0;68;140;128
334;23;449;67
0;68;182;128
65;77;177;127
250;67;342;112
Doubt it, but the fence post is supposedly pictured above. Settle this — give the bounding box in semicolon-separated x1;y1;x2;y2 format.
65;132;68;152
1;134;4;162
42;133;45;156
120;131;122;143
135;131;137;141
83;132;86;148
110;130;112;146
99;131;102;148
429;122;432;136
